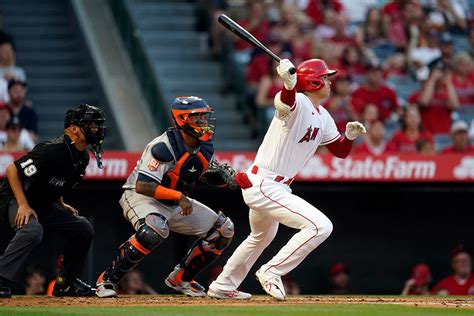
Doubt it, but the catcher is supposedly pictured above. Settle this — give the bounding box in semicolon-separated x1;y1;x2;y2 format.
96;96;237;298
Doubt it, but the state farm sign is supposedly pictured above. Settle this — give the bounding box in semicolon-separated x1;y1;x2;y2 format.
0;151;473;182
216;152;474;182
300;156;436;180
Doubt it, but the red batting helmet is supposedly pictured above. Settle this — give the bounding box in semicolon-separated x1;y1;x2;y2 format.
296;59;337;92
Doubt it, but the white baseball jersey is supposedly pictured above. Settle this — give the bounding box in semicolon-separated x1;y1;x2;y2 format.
253;93;340;178
210;92;338;295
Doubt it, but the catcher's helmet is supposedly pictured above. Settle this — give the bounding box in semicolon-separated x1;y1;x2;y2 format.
64;104;106;146
171;96;215;141
296;59;337;92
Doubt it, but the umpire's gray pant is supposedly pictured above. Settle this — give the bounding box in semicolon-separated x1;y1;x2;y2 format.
0;199;94;284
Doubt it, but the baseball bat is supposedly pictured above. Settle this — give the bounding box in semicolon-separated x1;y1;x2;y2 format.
218;14;296;74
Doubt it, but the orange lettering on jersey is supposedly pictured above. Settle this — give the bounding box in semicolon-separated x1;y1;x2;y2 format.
147;159;160;171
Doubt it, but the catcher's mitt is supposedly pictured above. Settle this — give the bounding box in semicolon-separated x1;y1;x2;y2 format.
200;160;238;190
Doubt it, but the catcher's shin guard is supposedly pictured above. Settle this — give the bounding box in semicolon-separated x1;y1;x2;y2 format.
99;214;168;285
178;211;234;281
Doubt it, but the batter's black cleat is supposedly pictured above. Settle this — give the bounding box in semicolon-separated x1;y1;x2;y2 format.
0;284;11;298
52;278;96;297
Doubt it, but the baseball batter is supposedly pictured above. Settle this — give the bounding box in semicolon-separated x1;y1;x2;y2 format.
96;96;238;298
208;59;366;300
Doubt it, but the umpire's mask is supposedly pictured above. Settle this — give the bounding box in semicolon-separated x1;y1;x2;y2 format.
65;104;106;168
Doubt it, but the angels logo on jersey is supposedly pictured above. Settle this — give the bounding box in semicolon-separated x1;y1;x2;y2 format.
147;158;160;171
299;126;319;143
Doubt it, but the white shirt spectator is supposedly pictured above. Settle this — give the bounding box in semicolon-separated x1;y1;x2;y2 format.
340;0;378;24
0;78;9;103
0;128;35;151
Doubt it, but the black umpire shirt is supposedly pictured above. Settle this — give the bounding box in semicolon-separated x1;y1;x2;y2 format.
0;135;89;222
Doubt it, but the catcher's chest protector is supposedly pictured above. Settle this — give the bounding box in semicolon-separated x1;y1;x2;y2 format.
162;129;214;194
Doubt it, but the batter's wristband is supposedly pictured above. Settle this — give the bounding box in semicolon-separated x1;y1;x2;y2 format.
153;185;182;201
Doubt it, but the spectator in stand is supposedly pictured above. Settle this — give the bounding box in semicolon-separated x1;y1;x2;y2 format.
1;117;29;152
197;0;229;59
428;32;456;71
355;120;396;156
0;41;26;82
408;28;442;67
233;2;270;65
450;52;474;106
313;8;338;41
408;66;459;134
426;0;469;34
441;120;474;153
389;106;433;153
285;21;313;66
323;71;356;132
401;263;432;295
339;45;367;82
24;265;46;295
432;245;474;295
328;262;350;295
382;0;423;50
350;63;400;123
0;103;34;151
118;270;157;295
329;14;357;58
383;53;409;81
340;0;379;25
304;0;344;26
355;7;388;49
416;138;437;155
469;28;474;59
245;30;291;134
360;103;379;128
255;59;284;135
6;80;38;142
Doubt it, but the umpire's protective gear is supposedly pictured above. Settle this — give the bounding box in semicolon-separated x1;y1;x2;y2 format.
64;104;106;168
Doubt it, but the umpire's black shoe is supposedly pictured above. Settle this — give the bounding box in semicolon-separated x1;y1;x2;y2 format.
0;281;12;298
52;278;96;297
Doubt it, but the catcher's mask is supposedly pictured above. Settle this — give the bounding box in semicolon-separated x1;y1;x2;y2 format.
64;104;106;168
171;96;216;141
296;59;337;93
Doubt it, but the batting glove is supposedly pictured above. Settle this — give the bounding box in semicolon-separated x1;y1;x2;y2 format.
277;59;297;90
345;121;366;140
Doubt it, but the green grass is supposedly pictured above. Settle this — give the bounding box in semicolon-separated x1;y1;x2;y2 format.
0;305;472;316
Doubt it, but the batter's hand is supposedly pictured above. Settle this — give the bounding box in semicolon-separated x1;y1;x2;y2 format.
15;203;38;229
179;195;193;216
277;59;297;90
345;121;366;140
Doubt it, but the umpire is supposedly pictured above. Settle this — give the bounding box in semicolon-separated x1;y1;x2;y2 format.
0;104;106;298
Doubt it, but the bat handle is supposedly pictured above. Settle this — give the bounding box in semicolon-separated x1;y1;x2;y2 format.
289;67;296;75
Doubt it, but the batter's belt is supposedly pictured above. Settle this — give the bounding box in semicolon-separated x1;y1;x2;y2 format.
250;165;294;186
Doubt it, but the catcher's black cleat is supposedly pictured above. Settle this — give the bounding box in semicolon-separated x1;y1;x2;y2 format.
0;283;11;298
52;278;96;297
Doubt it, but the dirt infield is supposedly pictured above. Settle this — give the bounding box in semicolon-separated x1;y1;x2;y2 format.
0;295;473;309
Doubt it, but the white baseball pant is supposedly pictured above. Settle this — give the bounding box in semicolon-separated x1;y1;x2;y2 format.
210;167;333;291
